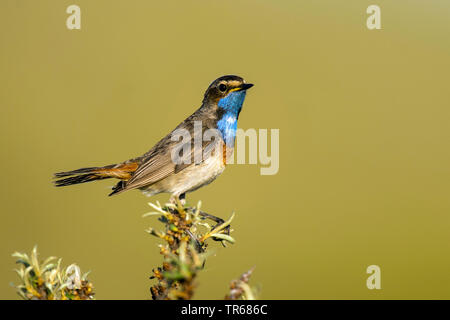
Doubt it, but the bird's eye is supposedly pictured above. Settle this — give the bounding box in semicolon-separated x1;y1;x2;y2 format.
218;83;227;92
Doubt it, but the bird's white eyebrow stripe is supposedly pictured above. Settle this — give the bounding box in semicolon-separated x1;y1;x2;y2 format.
226;80;243;88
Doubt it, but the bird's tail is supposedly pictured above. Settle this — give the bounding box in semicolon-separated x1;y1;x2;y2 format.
53;162;138;187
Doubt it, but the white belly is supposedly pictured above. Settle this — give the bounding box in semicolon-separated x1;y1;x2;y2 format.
141;148;229;197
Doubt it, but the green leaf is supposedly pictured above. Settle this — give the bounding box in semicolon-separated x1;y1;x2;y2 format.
209;233;235;244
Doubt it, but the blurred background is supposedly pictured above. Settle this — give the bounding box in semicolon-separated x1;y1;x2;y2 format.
1;0;449;299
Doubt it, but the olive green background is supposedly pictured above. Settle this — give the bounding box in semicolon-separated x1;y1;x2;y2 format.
1;0;449;299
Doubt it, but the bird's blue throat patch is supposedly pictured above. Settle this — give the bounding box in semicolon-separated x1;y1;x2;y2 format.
216;90;247;146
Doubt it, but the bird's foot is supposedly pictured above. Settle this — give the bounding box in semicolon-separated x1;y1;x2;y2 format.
188;209;231;244
169;193;186;206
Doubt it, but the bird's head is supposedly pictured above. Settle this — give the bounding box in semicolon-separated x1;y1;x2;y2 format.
203;75;254;114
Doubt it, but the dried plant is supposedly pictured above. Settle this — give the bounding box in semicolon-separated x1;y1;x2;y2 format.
12;246;94;300
145;199;248;300
225;267;258;300
10;200;257;300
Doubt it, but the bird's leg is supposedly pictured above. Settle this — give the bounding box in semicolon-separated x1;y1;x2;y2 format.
197;211;225;227
169;193;186;206
179;193;186;206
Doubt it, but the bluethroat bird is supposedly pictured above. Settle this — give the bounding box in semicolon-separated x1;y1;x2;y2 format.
54;75;253;204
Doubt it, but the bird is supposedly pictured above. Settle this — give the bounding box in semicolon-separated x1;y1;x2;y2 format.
54;75;253;203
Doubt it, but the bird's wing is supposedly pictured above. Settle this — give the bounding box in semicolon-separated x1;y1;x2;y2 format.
120;138;178;192
120;118;222;192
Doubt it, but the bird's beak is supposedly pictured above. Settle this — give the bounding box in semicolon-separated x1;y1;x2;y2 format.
238;83;254;91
